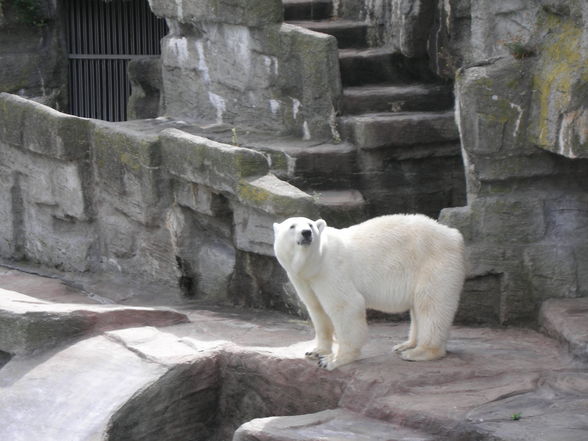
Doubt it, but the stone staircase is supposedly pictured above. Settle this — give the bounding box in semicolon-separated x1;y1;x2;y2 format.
274;0;464;227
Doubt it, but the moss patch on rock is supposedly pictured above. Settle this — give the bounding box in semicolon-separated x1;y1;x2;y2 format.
530;11;588;156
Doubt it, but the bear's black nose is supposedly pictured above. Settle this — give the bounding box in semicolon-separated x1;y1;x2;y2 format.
301;229;312;239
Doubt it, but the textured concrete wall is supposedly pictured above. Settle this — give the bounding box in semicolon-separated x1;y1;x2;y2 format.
0;0;67;110
436;0;588;324
148;0;342;141
0;93;318;313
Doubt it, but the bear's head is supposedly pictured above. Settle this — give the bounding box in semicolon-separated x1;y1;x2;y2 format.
273;217;327;272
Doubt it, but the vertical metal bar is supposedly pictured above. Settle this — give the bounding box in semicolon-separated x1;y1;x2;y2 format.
134;0;140;54
94;60;98;120
69;60;75;116
86;60;91;118
79;60;85;117
100;59;106;121
136;0;142;54
122;60;127;122
117;0;123;55
83;0;88;52
118;60;124;122
88;0;93;54
112;60;118;121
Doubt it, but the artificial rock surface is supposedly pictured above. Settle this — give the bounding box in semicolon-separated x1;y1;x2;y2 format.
0;0;66;109
434;0;588;325
1;268;587;441
0;93;318;315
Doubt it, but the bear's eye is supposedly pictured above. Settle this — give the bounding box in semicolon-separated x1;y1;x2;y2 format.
289;224;295;230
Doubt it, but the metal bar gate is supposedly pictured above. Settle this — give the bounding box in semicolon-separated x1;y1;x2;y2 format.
64;0;167;122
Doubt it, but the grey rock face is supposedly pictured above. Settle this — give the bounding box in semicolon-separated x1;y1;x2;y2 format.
151;0;341;142
435;1;588;324
0;93;320;311
0;2;66;110
127;57;163;120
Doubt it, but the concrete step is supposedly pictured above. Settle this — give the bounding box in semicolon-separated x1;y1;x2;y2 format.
342;83;454;115
339;48;435;87
312;189;368;228
252;140;358;190
288;19;368;48
539;297;588;363
340;110;459;150
283;0;332;21
233;408;435;441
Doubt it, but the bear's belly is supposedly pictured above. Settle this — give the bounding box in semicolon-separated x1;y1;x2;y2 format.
363;287;413;314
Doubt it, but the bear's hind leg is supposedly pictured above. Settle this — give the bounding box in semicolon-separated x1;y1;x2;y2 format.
400;299;454;362
393;308;418;352
399;268;461;362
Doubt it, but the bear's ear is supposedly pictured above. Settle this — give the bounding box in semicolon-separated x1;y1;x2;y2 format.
315;219;327;233
273;222;279;235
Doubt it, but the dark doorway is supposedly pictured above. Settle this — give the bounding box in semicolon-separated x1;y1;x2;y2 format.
64;0;167;121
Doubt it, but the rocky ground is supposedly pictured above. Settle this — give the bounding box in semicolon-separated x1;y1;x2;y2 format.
0;265;587;441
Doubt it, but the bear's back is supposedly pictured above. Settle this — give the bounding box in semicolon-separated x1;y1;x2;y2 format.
334;214;463;269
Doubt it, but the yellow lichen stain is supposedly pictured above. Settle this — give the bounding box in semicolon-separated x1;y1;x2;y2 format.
532;13;585;148
119;151;142;173
238;182;271;205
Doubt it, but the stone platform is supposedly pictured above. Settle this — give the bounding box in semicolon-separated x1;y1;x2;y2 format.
0;267;587;441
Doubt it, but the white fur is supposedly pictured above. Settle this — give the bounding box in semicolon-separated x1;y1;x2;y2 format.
273;215;465;370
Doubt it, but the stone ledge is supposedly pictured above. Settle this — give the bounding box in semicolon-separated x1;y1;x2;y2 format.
539;297;588;364
149;0;283;26
0;93;91;161
160;128;270;195
233;408;434;441
0;289;189;355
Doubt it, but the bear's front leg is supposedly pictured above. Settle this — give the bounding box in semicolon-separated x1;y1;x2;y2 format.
304;304;334;360
315;289;368;370
289;275;334;360
317;349;361;371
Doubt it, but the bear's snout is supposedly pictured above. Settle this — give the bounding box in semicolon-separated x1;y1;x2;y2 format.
298;229;313;245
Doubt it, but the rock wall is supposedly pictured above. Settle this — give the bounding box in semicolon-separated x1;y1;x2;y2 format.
147;0;342;141
435;0;588;324
0;92;318;313
0;0;66;109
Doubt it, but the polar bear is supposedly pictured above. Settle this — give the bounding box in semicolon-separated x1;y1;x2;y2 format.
273;214;465;370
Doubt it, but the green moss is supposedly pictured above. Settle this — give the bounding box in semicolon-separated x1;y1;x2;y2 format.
238;182;271;205
237;175;318;217
234;152;269;178
503;41;535;60
531;12;585;147
119;151;142;173
93;125;157;180
473;76;495;91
